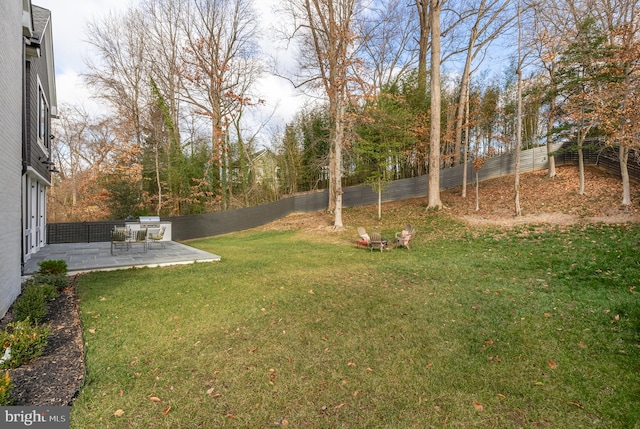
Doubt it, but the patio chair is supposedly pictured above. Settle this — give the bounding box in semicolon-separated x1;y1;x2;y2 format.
110;227;129;255
132;228;148;253
368;232;388;252
357;227;370;249
393;224;415;250
148;226;166;249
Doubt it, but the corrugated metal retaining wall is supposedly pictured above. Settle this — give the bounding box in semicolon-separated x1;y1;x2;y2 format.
48;142;638;243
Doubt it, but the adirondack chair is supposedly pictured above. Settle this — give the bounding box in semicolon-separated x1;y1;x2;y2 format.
393;224;415;249
368;232;388;251
357;227;370;249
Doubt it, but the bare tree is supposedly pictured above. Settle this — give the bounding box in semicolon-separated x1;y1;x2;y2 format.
284;0;359;228
355;0;419;91
514;0;524;216
84;8;149;146
180;0;262;211
453;0;515;193
415;0;432;105
592;0;639;206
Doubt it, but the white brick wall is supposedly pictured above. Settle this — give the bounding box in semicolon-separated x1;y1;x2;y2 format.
0;0;25;318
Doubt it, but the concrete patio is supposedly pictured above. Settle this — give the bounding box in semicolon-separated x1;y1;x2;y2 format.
23;241;221;275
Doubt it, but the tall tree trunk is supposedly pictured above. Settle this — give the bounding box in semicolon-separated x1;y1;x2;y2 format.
427;0;443;209
333;98;344;227
475;170;480;211
577;131;585;195
514;65;522;216
415;0;430;103
462;79;470;198
155;144;162;216
546;96;557;178
620;144;630;205
455;27;477;168
514;0;523;216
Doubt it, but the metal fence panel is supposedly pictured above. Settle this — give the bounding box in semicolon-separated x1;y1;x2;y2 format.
47;142;638;244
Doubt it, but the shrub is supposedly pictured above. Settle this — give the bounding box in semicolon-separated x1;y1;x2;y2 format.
0;319;50;369
0;372;12;405
38;260;68;275
12;285;56;324
27;273;69;292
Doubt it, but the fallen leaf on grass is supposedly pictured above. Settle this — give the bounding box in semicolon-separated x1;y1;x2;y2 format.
484;339;494;346
114;409;125;417
578;341;587;349
308;290;314;295
473;401;484;411
347;360;356;367
547;360;557;369
88;328;96;334
568;401;584;409
206;387;215;395
226;414;237;419
149;396;162;402
162;406;171;415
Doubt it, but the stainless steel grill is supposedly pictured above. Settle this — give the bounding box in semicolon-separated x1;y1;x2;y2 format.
139;216;161;229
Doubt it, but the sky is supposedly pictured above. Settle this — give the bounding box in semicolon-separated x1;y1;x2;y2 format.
35;0;305;144
36;0;131;113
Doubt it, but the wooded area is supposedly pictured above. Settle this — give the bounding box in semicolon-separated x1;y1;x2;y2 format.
48;0;640;224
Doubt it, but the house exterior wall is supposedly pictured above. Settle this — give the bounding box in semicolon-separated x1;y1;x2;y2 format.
0;0;25;318
22;3;55;267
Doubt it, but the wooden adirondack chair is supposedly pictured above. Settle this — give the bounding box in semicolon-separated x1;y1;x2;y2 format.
368;232;388;251
393;224;415;249
357;227;370;249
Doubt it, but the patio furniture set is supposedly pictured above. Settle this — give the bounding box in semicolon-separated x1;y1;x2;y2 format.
357;224;416;251
110;226;166;255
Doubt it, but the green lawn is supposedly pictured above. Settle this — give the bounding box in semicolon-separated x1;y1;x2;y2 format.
71;208;640;428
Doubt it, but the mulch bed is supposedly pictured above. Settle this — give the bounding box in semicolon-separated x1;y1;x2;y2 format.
1;278;85;406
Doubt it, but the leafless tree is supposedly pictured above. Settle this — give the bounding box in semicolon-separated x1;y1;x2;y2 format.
452;0;516;199
84;8;149;146
283;0;360;228
355;0;419;91
179;0;262;210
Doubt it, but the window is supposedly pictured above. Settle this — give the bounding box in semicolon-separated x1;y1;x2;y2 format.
38;86;49;148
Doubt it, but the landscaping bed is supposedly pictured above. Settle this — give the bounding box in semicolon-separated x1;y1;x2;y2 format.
0;277;84;406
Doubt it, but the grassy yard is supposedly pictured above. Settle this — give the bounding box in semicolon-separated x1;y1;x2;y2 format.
71;206;640;428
